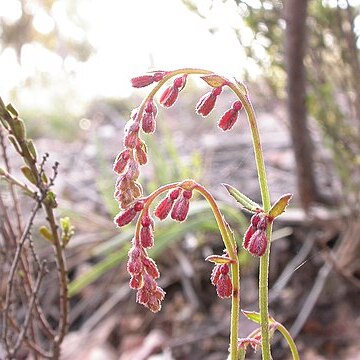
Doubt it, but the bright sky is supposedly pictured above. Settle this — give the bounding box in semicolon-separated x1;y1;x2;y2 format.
0;0;252;114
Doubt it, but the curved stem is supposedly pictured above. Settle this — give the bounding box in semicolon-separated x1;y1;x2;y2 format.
193;183;239;360
227;83;272;359
276;322;300;360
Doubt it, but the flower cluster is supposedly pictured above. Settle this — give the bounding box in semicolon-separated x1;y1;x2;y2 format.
243;213;269;257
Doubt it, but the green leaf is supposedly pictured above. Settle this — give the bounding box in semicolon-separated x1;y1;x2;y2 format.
268;193;293;219
8;135;22;154
205;254;232;264
242;310;276;325
222;183;261;212
21;166;37;185
39;226;54;243
27;139;38;161
200;74;227;88
12;118;26;139
6;103;18;116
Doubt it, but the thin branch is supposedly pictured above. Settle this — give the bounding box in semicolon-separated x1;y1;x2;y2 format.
10;261;48;358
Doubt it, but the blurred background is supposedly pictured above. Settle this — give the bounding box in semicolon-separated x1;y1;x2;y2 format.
1;0;360;359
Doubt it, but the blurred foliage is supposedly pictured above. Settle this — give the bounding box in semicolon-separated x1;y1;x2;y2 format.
185;0;360;212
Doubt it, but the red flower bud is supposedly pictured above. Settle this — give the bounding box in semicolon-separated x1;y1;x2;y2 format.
143;257;160;279
141;112;156;134
218;108;238;131
114;207;137;227
140;226;154;248
159;85;179;108
171;195;190;222
232;100;243;111
247;230;268;257
113;149;131;174
251;213;261;227
243;225;255;250
129;274;143;289
173;74;187;91
195;87;223;117
135;139;148;165
169;188;181;200
216;273;233;298
131;75;155;88
154;196;173;220
133;201;144;212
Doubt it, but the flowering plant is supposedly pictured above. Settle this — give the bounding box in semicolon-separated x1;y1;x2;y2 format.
113;68;299;360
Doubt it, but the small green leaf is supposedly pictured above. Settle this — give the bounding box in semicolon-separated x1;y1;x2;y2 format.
8;135;22;154
21;166;37;185
242;310;276;325
27;139;38;161
44;191;58;208
39;226;54;243
12;118;26;139
6;103;18;116
60;217;75;247
200;74;227;88
205;254;233;264
222;183;261;212
268;193;293;219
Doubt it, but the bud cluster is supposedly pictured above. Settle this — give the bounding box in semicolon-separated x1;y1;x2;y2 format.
243;213;269;257
154;187;193;222
127;239;165;313
210;262;233;299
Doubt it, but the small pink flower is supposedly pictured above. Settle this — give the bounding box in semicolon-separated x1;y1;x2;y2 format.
159;75;187;108
171;190;192;222
195;87;223;117
114;207;137;227
243;213;269;257
154;188;181;220
211;263;232;299
218;100;243;131
131;71;166;88
140;226;154;248
142;100;158;133
113;149;131;174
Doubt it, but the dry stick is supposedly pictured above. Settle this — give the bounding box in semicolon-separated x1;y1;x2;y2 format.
0;126;23;234
10;261;48;358
0;299;52;359
2;200;42;353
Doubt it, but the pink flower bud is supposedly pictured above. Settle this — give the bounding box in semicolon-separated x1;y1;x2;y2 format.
169;188;181;200
173;74;187;91
251;213;261;227
143;257;160;279
140;226;154;248
216;273;233;298
113;149;131;174
114;207;137;227
131;75;155;88
124;120;140;148
129;274;143;289
159;85;179;108
218;108;239;131
232;100;243;112
133;201;144;212
247;230;268;257
127;253;143;275
141;112;156;134
195;87;223;117
126;159;140;180
154;196;173;220
243;225;255;250
210;264;221;286
141;212;154;228
182;190;193;199
171;195;190;222
135;139;148;165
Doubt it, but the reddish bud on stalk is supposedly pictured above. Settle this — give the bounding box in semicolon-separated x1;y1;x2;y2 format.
218;100;243;131
195;87;223;117
159;75;187;108
171;190;192;222
135;139;148;165
113;149;131;174
211;263;232;299
243;213;269;257
136;274;166;313
142;100;157;133
114;208;137;227
131;71;166;88
154;188;182;220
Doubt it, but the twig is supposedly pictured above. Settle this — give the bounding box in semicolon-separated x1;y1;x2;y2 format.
2;199;42;352
289;260;332;338
10;261;48;358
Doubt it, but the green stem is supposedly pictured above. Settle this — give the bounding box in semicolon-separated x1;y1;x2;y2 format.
228;83;272;360
276;322;300;360
193;183;239;360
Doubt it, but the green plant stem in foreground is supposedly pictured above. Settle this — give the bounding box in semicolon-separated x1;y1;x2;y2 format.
276;322;300;360
194;183;239;360
228;83;272;360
